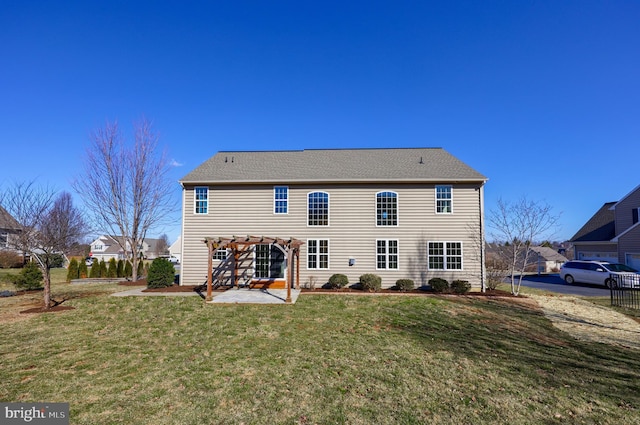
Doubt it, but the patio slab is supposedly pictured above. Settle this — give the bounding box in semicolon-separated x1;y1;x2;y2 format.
207;288;300;304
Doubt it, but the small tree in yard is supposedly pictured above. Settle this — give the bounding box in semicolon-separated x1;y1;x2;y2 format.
117;259;124;278
78;260;88;279
107;258;117;278
124;260;133;278
147;258;175;288
89;261;100;278
0;183;86;308
137;260;145;279
11;261;43;290
99;259;107;277
488;197;560;296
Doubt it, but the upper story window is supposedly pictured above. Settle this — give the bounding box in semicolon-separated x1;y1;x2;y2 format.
428;241;463;270
195;187;209;214
308;192;329;226
436;185;452;214
376;191;398;226
274;186;288;214
93;244;103;251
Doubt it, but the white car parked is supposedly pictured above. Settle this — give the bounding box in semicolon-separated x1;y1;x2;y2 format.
560;260;640;288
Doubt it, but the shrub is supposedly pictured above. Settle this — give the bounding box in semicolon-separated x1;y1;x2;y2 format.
107;258;117;278
99;260;107;277
117;259;124;278
147;258;176;288
47;253;65;268
486;278;501;291
395;278;414;291
360;273;382;292
67;258;79;282
451;279;471;294
89;260;100;278
328;273;349;289
137;260;145;279
124;261;133;278
0;251;23;268
429;277;449;293
11;262;43;290
78;261;88;279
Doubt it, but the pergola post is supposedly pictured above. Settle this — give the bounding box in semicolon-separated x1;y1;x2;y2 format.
206;241;213;301
286;247;293;303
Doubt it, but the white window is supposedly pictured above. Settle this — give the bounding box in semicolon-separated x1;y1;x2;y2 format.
194;187;208;214
274;186;288;214
376;191;398;226
254;244;286;279
377;239;398;270
435;185;452;214
213;249;230;261
307;239;329;269
428;241;463;270
308;192;329;226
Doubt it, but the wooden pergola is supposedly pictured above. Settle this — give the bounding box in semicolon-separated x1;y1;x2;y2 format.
202;236;304;303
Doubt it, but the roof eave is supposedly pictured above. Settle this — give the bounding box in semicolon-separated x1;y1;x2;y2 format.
180;177;488;186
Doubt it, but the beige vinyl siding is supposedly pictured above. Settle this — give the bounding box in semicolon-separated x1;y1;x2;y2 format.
180;183;484;288
615;187;640;234
618;226;640;264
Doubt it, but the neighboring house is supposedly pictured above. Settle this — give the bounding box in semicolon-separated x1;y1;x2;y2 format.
169;236;182;263
0;205;21;251
89;235;166;262
571;184;640;269
529;246;568;273
178;148;488;289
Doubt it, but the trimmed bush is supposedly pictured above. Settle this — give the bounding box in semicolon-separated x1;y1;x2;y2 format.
451;280;471;294
328;273;349;289
78;261;88;279
67;258;79;282
99;260;107;277
137;260;144;279
147;258;176;288
11;262;43;290
117;259;124;278
89;260;100;278
429;277;449;293
360;273;382;292
107;258;117;278
395;278;414;291
124;261;133;278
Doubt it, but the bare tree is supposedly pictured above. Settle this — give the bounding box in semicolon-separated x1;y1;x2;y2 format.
156;233;170;257
1;183;86;308
74;118;175;281
487;197;560;296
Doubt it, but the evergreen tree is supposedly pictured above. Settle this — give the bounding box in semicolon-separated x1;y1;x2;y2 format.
79;260;88;279
67;258;79;282
117;259;124;278
89;260;100;278
107;258;117;278
124;260;133;278
137;260;145;280
99;259;107;277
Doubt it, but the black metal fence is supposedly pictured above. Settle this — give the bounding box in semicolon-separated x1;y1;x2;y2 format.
610;274;640;310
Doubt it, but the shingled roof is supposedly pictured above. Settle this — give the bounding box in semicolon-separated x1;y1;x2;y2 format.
0;205;20;230
570;202;616;242
180;148;487;184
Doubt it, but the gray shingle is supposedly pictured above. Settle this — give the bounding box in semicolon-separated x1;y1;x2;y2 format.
180;148;487;184
571;202;616;242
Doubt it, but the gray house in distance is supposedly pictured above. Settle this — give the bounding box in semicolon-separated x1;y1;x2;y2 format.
178;148;488;289
571;184;640;269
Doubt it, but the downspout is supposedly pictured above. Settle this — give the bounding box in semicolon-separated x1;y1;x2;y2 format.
479;182;486;292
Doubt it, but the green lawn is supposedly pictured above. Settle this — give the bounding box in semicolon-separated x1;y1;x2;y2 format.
0;276;639;424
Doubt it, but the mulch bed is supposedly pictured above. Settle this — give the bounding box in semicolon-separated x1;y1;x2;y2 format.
20;305;75;314
301;287;516;297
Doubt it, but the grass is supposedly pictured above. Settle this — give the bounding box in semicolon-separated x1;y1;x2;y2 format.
0;272;639;424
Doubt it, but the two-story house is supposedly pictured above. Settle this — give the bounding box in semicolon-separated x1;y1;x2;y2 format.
178;148;487;289
571;184;640;269
89;235;167;263
0;205;21;251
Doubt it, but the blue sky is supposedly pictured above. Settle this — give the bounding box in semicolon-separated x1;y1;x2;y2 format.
1;1;639;244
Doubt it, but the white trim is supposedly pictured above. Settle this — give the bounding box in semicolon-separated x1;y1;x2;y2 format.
375;191;399;227
273;186;289;215
435;185;453;214
306;238;330;270
194;186;209;215
307;191;330;227
427;240;464;271
375;239;399;270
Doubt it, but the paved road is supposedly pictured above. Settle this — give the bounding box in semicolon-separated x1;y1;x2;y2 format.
515;274;611;297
